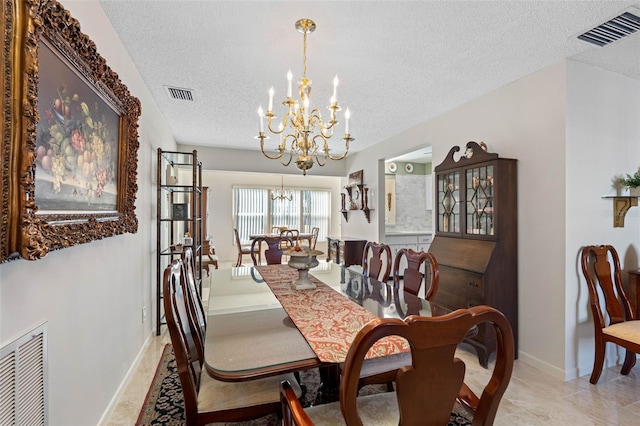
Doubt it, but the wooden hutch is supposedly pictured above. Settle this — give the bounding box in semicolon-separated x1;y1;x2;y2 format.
429;141;518;366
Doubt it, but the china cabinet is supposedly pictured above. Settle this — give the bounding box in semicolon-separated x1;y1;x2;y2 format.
156;149;203;335
429;141;517;366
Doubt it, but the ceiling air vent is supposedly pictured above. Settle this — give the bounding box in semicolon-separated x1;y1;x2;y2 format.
164;86;195;101
578;10;640;47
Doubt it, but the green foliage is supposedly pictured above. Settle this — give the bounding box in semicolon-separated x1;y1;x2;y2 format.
618;169;640;189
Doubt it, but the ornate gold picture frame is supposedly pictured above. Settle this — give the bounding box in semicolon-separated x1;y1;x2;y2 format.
2;0;141;261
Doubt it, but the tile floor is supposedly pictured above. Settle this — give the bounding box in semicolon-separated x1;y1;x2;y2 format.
105;262;640;425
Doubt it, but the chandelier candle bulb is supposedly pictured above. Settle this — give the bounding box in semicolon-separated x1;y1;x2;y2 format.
345;108;351;134
258;106;264;132
287;70;293;98
268;87;274;111
333;75;338;101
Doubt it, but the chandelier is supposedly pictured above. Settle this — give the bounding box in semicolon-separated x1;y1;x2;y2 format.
271;176;293;201
257;18;353;175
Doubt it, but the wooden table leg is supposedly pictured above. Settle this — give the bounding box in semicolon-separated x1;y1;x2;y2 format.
314;364;341;404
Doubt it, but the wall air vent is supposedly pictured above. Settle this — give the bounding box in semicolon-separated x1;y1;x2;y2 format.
0;323;48;426
164;86;195;101
577;10;640;47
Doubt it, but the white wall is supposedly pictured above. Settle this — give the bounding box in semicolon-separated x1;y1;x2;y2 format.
0;1;175;424
344;62;570;378
200;171;342;262
566;61;640;378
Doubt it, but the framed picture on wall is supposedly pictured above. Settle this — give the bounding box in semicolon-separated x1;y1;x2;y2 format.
3;0;141;260
348;170;363;187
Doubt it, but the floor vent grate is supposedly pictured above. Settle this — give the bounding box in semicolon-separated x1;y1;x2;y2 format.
0;323;48;426
578;10;640;47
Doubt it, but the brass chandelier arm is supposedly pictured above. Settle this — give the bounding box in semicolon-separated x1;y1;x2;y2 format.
308;108;338;135
266;111;291;135
259;133;286;160
318;134;353;161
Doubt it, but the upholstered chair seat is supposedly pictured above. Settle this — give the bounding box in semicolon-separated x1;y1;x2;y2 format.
198;369;302;414
603;321;640;343
303;392;400;425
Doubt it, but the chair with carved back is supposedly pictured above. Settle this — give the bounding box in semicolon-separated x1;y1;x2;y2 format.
251;236;293;265
163;259;302;425
393;248;440;299
580;245;640;384
362;241;392;282
181;247;207;359
235;228;257;266
309;227;319;250
356;247;440;390
272;226;288;234
281;305;515;425
280;229;299;249
201;239;219;276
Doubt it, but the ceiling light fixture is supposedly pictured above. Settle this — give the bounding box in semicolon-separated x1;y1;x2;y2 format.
256;18;353;175
271;176;293;201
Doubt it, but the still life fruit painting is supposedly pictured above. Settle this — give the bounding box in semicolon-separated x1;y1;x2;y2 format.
34;41;120;212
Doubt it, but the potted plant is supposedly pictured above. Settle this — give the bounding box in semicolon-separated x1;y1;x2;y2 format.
617;169;640;196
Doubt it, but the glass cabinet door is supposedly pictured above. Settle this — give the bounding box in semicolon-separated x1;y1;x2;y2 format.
465;165;494;236
437;171;460;233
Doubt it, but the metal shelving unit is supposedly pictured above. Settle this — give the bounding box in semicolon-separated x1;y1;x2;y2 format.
156;149;203;335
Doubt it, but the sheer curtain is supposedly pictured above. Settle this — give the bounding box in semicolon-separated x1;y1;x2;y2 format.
302;190;330;242
233;186;331;245
232;188;267;244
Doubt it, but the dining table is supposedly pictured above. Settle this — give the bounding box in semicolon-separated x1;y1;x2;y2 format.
204;261;454;394
249;231;314;247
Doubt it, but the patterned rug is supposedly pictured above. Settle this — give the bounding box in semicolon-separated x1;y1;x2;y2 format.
136;344;473;425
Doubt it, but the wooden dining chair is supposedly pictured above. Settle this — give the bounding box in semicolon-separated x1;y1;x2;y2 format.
181;247;207;359
235;228;256;266
580;245;640;384
362;241;392;282
251;236;293;265
393;248;440;299
281;305;515;425
273;225;288;234
310;227;319;250
201;239;219;276
163;259;302;425
280;229;299;250
356;248;440;391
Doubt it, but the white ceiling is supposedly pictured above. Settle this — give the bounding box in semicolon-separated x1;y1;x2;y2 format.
98;1;640;156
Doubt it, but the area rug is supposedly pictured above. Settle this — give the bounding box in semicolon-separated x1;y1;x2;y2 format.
136;344;472;425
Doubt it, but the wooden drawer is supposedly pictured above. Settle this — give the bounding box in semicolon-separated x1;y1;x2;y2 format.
432;265;485;310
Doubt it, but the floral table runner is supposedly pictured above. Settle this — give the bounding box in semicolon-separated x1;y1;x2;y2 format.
256;264;409;363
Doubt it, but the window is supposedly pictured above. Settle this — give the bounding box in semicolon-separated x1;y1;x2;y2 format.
233;187;330;244
233;188;267;244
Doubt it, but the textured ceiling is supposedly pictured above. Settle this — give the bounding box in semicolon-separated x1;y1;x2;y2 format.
98;1;640;155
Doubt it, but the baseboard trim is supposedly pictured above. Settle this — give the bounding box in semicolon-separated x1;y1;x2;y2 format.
518;350;571;381
97;332;154;426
